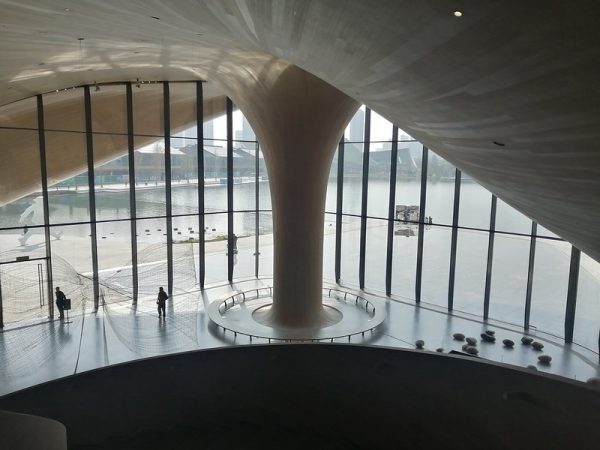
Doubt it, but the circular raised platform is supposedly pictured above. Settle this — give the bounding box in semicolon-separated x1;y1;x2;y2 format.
207;287;386;341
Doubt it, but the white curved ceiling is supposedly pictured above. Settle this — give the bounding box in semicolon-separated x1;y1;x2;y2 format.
1;0;599;261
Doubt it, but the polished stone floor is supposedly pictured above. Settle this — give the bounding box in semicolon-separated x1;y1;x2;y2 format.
0;277;599;397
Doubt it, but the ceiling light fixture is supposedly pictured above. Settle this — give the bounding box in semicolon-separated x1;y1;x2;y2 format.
77;37;84;75
454;11;463;17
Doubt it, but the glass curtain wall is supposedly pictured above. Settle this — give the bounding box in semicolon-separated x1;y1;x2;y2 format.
0;85;598;358
0;82;266;328
325;106;599;354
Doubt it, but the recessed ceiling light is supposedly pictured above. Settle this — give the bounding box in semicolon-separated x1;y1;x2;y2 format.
64;8;71;12
454;11;463;17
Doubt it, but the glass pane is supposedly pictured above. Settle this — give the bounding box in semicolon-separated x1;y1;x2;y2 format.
323;212;336;281
91;84;127;135
364;218;388;292
132;83;163;136
204;156;227;212
171;137;199;215
537;224;559;238
342;141;364;215
488;233;531;325
340;215;361;288
170;82;197;139
395;141;422;207
134;137;166;217
233;108;255;142
171;216;199;292
495;198;532;234
0;129;42;228
232;141;256;212
205;97;227;142
325;147;338;214
573;252;600;351
344;106;365;143
398;130;415;141
259;149;271;211
391;219;419;300
459;177;491;229
50;223;93;315
367;143;390;218
529;238;571;337
46;131;90;224
421;226;451;308
233;212;256;280
210;110;227;142
425;151;455;225
453;229;489;316
136;218;168;296
172;215;201;246
43;88;85;132
48;224;92;274
204;213;228;285
369;110;393;142
203;138;228;213
0;260;49;326
258;211;273;278
0;227;46;263
93;134;130;221
96;220;132;296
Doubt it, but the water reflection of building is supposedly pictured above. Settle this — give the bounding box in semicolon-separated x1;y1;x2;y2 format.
394;204;419;237
93;140;266;183
330;141;421;179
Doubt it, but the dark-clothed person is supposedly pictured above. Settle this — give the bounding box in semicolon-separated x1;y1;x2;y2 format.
157;287;168;318
55;287;66;319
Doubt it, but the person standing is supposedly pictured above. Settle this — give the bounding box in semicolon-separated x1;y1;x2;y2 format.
55;286;66;320
157;287;168;318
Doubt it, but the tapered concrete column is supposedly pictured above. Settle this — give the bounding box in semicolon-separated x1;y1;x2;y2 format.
220;62;358;327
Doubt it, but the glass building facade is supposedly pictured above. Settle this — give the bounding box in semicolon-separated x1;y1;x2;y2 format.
0;81;598;356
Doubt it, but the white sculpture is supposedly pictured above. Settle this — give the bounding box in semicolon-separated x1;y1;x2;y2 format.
18;197;62;245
